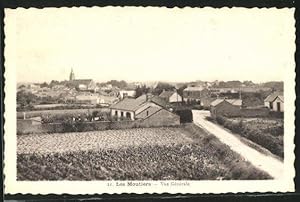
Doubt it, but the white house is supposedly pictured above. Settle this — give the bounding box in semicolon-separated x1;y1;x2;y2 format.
109;94;169;121
264;92;284;112
159;90;182;103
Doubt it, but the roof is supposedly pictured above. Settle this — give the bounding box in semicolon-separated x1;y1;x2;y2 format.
159;91;175;99
135;94;154;102
264;92;284;102
76;94;99;100
275;95;284;103
69;79;93;86
150;96;169;108
183;86;206;92
226;99;242;106
210;99;242;107
210;99;225;107
201;97;217;106
135;106;161;119
109;98;145;111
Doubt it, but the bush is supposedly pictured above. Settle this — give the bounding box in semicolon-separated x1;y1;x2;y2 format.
192;105;203;110
214;115;283;158
216;115;226;125
175;109;193;123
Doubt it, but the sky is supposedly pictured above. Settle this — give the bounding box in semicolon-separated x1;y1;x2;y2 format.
5;7;295;83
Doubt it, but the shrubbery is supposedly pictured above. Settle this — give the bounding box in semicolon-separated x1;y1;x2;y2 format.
213;115;283;158
41;111;107;124
175;109;193;123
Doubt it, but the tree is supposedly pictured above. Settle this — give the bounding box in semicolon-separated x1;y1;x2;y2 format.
18;84;26;89
49;80;60;88
177;84;188;97
106;80;128;89
135;85;150;98
40;82;49;88
17;90;38;108
152;82;175;95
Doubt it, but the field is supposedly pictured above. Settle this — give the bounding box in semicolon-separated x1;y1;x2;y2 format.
17;127;193;154
17;124;271;180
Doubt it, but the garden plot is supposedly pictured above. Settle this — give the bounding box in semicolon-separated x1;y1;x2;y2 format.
17;124;271;180
17;127;193;155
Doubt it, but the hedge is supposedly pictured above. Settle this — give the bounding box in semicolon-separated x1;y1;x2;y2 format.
175;109;193;123
214;115;283;158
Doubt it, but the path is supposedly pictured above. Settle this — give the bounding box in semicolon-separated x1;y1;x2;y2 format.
192;110;284;179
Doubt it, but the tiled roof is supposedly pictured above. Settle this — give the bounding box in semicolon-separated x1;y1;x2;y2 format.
109;98;145;111
210;98;242;107
201;97;217;106
135;106;161;119
135;94;168;108
159;91;175;99
210;99;225;107
69;79;93;86
277;95;284;102
226;99;242;106
150;96;169;108
183;86;205;91
264;92;284;102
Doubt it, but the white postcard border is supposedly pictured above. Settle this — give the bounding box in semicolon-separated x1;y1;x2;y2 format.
4;7;296;194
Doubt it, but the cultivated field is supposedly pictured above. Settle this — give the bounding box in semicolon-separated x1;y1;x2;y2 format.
17;124;271;180
17;127;193;154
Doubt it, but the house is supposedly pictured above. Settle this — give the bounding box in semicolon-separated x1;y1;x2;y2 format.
210;98;242;118
264;92;284;112
159;90;183;103
118;89;136;99
98;95;119;106
67;68;97;91
75;94;100;104
68;79;97;91
136;94;170;109
109;97;146;120
183;86;210;103
200;97;217;109
109;94;178;124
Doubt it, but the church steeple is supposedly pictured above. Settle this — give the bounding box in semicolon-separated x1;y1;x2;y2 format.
69;68;75;81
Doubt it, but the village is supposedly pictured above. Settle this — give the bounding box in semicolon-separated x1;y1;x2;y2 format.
17;68;283;114
16;68;284;181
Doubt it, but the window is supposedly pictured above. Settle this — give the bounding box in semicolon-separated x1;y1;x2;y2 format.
121;111;124;117
146;111;149;116
126;112;131;119
115;111;118;116
270;102;273;109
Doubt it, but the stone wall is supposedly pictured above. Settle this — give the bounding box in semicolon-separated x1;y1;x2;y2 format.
17;111;180;135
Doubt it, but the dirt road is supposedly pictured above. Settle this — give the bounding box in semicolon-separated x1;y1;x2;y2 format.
192;110;284;179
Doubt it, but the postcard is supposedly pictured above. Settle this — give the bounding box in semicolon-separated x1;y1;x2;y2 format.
4;6;295;194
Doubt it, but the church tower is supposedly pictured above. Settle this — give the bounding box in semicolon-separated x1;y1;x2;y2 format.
69;68;75;81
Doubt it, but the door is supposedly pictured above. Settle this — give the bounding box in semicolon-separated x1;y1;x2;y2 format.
277;102;281;112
